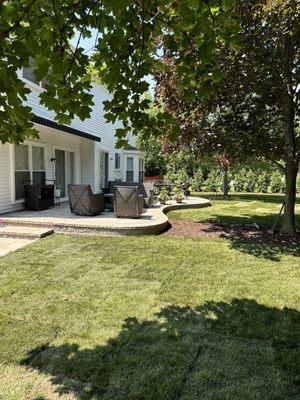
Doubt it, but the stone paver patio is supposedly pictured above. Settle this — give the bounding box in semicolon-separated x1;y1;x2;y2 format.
1;197;210;236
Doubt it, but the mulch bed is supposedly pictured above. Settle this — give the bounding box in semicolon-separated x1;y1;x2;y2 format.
162;219;300;247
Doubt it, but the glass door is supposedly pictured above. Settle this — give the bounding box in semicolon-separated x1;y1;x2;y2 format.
55;149;75;198
99;150;109;189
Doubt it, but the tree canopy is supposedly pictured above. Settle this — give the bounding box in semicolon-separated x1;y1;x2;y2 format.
155;0;300;232
0;0;239;145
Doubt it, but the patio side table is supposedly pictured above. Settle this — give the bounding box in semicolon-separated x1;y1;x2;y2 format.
104;193;114;211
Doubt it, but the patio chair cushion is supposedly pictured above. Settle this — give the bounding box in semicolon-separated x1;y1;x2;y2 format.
105;181;154;208
114;186;144;218
69;184;104;216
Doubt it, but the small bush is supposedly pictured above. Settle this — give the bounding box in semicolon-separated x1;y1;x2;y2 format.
255;171;270;193
165;168;188;184
297;175;300;193
190;168;203;191
205;170;222;192
233;168;255;192
176;169;188;184
269;171;285;193
245;169;257;192
165;170;177;184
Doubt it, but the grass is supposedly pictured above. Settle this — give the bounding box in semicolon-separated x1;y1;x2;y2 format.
168;192;300;228
0;194;299;399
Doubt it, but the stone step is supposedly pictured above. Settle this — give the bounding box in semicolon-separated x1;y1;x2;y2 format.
0;224;54;239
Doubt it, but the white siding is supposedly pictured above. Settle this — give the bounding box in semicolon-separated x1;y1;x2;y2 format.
81;140;95;191
0;144;19;213
0;73;142;213
21;75;120;144
0;127;82;214
32;125;82;185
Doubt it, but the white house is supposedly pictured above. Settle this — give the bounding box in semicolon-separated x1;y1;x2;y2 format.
0;67;145;214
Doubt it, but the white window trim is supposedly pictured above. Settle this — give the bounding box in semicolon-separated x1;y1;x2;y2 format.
139;157;145;182
53;145;77;200
114;152;121;170
126;156;134;182
12;142;47;203
21;68;45;93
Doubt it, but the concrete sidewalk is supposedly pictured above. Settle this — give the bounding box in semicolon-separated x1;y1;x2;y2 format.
0;237;35;257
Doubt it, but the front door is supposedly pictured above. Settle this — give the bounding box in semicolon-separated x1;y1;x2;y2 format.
55;149;75;197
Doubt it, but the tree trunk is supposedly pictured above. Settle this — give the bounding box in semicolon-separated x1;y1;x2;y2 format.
281;33;299;234
281;92;298;233
282;160;298;233
223;167;229;197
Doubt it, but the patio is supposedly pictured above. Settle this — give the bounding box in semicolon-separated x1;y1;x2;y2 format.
1;197;210;236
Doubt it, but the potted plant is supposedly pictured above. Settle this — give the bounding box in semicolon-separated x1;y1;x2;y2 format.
157;188;169;205
173;187;184;203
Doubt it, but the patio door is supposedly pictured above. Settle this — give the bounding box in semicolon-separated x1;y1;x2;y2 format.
55;149;75;198
99;150;109;188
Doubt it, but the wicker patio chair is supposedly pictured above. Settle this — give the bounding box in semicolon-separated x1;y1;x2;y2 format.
104;181;154;208
68;184;104;216
114;186;144;218
24;180;55;211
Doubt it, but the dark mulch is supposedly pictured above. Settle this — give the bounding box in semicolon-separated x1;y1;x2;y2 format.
163;219;300;247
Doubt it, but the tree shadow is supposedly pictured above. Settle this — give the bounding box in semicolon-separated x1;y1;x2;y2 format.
197;193;300;205
202;222;300;261
22;299;300;400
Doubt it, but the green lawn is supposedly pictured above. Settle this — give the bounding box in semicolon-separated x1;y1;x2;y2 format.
168;192;300;228
0;195;299;399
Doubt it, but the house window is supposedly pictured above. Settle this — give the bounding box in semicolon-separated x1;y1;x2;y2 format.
99;150;105;189
23;58;39;85
139;158;145;182
15;144;30;200
23;58;48;88
32;146;46;184
99;150;109;188
115;153;121;169
126;157;134;182
14;144;46;200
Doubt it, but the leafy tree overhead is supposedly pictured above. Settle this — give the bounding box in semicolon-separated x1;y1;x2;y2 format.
0;0;239;145
156;0;300;233
136;132;167;177
136;98;167;176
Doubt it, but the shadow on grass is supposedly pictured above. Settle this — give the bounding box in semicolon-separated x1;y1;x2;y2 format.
193;193;300;205
195;212;283;226
23;300;300;400
202;223;300;261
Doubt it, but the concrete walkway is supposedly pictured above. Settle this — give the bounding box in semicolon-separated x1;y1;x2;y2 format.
0;237;35;257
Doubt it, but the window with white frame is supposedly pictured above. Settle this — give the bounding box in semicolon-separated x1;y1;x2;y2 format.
115;153;121;169
99;150;105;188
139;158;145;182
126;157;134;182
23;58;48;88
14;144;46;200
15;145;30;200
32;146;46;184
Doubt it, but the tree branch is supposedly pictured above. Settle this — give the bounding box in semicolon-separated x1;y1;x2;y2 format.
0;0;37;41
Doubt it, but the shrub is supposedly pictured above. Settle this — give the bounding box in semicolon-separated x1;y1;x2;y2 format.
297;174;300;193
269;171;285;193
244;169;257;192
165;168;188;184
205;169;222;192
176;169;188;184
233;168;254;192
255;171;270;193
190;168;203;191
165;170;177;184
